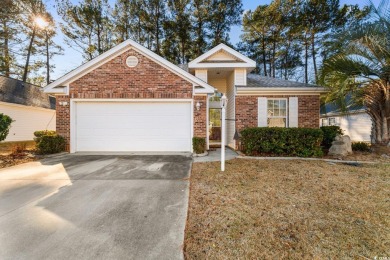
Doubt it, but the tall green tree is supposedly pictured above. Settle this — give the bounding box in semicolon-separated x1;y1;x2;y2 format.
241;0;302;79
57;0;113;60
0;0;22;77
112;0;147;44
165;0;192;64
142;0;166;54
34;13;63;85
21;0;48;82
207;0;243;46
298;0;343;83
191;0;210;57
319;0;390;143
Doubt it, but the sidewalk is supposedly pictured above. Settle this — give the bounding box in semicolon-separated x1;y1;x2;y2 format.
193;148;238;162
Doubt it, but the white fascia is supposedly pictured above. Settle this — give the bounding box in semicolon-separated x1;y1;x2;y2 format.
236;87;328;95
44;39;215;94
188;43;256;68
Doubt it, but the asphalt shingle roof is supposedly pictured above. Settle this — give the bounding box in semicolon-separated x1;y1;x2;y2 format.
0;76;56;110
242;74;322;88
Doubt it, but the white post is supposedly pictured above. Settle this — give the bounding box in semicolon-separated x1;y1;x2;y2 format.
221;94;228;172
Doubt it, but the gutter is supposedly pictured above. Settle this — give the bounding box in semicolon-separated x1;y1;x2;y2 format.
236;87;328;95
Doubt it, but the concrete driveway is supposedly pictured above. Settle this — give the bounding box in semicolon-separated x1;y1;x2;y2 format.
0;153;192;260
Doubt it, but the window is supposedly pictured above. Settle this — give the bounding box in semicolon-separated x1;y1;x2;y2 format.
329;117;336;126
267;99;287;127
321;118;328;126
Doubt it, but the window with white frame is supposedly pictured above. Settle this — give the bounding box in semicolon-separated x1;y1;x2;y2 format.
328;117;336;126
267;99;287;127
321;118;328;126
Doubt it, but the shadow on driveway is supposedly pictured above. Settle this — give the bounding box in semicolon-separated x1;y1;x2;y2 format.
0;154;192;260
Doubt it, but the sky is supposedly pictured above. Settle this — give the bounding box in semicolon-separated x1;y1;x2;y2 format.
48;0;380;80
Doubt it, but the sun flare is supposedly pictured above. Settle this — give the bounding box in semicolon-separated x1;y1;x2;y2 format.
34;16;49;29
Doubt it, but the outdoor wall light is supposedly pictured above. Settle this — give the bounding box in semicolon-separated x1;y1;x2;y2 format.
196;101;201;111
220;93;228;108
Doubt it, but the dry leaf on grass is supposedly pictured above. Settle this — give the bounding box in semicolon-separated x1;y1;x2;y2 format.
185;159;390;260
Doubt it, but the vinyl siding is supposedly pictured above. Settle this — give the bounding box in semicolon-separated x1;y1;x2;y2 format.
226;72;235;148
0;102;56;142
322;113;372;142
206;51;238;61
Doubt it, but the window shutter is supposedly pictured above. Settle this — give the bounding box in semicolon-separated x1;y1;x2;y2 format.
289;97;298;127
258;97;268;127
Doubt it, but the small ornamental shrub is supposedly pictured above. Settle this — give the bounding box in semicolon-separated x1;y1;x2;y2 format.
320;126;343;150
240;127;323;157
193;137;206;154
352;142;371;152
34;131;65;154
0;113;13;142
33;130;56;140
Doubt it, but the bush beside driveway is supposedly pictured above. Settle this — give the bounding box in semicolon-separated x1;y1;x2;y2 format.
185;159;389;259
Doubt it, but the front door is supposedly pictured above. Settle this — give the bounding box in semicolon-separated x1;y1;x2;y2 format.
209;108;221;145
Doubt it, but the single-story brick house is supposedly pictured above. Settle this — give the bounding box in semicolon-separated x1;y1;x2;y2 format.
0;75;56;142
44;39;325;153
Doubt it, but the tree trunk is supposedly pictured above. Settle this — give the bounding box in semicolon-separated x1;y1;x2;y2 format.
3;20;10;76
311;32;318;83
45;32;50;85
22;27;36;82
304;35;309;84
262;36;267;77
272;40;276;78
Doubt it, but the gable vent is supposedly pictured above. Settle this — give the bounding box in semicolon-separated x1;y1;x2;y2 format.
126;56;139;68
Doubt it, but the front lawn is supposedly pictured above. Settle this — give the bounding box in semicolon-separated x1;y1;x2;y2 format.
185;159;389;259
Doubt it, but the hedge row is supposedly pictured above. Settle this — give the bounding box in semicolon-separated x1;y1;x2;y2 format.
241;127;324;157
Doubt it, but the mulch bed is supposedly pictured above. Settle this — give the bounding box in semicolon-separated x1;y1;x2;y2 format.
0;153;37;169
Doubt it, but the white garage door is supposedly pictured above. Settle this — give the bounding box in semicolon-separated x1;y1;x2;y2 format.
74;101;192;152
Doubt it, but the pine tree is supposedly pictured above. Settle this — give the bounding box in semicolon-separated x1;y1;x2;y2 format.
207;0;243;46
0;0;22;77
57;0;113;61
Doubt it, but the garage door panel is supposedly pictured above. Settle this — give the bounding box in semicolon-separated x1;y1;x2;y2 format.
75;101;192;152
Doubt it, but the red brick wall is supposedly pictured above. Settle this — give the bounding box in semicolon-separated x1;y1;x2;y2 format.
56;96;70;151
235;95;320;132
69;49;192;99
193;95;207;138
56;48;201;151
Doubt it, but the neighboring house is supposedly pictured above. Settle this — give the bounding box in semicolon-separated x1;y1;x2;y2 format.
0;76;56;142
44;40;325;153
321;102;373;142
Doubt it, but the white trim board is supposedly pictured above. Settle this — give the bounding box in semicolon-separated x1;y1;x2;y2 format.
44;39;215;95
188;43;256;69
237;87;327;95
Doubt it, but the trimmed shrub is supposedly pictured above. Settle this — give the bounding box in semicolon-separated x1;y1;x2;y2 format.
34;130;57;146
0;113;13;142
240;127;323;157
320;126;343;150
352;142;371;152
193;137;206;154
34;131;65;154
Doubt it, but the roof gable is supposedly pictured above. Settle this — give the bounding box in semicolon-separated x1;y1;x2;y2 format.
203;49;243;62
188;43;256;69
44;39;214;94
